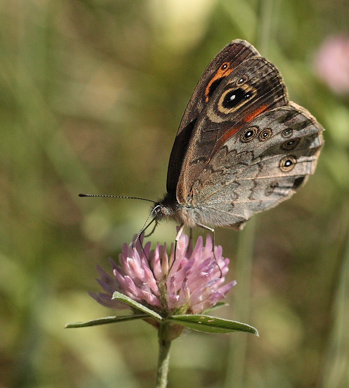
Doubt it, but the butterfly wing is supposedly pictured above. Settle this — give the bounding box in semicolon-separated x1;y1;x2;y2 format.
176;56;289;204
178;40;260;133
166;40;260;195
187;103;324;229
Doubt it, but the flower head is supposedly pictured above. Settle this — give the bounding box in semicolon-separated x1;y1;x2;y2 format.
90;232;236;316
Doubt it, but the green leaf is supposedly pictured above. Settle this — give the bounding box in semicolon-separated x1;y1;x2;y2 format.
169;314;259;335
112;291;163;321
65;313;148;328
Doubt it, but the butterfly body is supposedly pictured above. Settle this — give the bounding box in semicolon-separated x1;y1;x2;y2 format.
153;40;324;231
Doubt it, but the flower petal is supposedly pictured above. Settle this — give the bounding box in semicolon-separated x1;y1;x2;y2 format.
91;232;235;316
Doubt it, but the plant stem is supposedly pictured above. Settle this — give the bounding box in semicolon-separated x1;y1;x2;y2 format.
156;324;172;388
224;218;256;388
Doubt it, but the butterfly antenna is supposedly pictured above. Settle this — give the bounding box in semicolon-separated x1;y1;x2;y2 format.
79;193;160;253
79;193;156;204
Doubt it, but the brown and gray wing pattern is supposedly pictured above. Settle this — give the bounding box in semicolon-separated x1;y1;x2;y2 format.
177;56;289;204
166;40;259;195
189;104;324;229
178;40;260;133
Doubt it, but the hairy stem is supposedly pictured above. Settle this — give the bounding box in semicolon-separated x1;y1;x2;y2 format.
156;324;172;388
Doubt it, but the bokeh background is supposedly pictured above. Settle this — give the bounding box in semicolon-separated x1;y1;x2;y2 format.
1;0;349;387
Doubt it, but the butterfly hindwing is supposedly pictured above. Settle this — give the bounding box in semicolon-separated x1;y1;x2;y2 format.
189;104;324;228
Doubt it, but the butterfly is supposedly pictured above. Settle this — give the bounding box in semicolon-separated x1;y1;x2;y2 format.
151;39;324;237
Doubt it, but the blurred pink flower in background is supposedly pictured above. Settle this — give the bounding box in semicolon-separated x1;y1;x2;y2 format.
314;34;349;94
90;232;236;316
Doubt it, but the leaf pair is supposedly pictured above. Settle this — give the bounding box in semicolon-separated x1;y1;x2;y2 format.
66;291;258;336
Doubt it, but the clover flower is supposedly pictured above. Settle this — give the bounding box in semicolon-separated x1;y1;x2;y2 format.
68;232;257;388
90;231;236;316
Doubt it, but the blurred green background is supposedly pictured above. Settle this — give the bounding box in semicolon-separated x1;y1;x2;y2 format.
1;0;349;387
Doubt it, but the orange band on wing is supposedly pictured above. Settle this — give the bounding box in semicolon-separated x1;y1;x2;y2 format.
205;63;234;102
217;126;241;147
243;104;268;123
213;104;269;152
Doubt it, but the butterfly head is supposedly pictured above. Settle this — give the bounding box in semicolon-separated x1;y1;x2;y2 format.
152;193;178;219
152;193;198;229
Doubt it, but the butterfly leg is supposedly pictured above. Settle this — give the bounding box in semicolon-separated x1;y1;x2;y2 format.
132;214;159;251
197;223;223;277
168;223;186;274
175;223;185;242
196;223;214;234
132;218;159;262
144;218;158;237
175;224;193;249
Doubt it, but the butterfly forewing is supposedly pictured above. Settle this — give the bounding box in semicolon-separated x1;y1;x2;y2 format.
166;40;260;194
177;56;288;204
178;40;260;133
